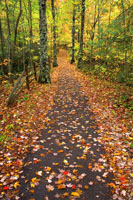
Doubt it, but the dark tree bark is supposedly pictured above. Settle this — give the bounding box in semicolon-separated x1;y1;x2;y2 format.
77;0;85;69
5;0;13;83
71;1;76;64
13;0;22;60
5;0;22;83
14;0;22;48
0;19;5;60
77;4;80;43
39;0;51;83
28;0;33;68
51;0;58;67
0;18;5;75
28;0;33;38
121;0;127;66
90;4;97;58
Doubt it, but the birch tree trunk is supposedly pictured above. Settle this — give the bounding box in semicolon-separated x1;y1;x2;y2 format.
71;0;76;64
51;0;58;67
39;0;51;83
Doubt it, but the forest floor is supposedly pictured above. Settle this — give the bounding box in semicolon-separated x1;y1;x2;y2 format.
0;50;132;200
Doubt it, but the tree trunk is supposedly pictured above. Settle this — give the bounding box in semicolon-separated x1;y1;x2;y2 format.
28;0;33;68
5;0;22;84
105;2;112;57
121;0;127;66
14;0;22;50
90;4;97;59
0;18;5;75
51;0;58;67
77;4;80;43
71;1;76;64
12;0;22;66
77;0;85;69
39;0;51;83
98;0;101;59
28;0;33;38
5;0;13;84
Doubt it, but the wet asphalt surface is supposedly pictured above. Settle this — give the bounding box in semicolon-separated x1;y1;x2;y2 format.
19;61;113;200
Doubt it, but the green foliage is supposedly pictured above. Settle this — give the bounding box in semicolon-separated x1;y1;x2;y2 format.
0;0;132;87
0;134;9;143
121;94;129;102
17;99;21;104
24;94;29;101
6;123;14;130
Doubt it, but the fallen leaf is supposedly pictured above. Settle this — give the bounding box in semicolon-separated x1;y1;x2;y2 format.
14;181;20;188
46;184;54;192
57;184;66;189
71;192;80;197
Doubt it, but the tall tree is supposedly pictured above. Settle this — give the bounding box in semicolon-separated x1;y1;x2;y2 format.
5;0;12;83
77;4;80;43
4;0;22;83
121;0;127;66
39;0;51;83
51;0;58;67
0;18;5;75
90;4;97;58
77;0;85;68
28;0;33;67
71;0;76;64
13;0;22;62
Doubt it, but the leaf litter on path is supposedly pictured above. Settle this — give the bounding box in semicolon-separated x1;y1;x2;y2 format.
0;50;132;200
18;51;113;200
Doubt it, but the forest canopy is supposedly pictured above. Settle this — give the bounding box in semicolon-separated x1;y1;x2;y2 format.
0;0;132;85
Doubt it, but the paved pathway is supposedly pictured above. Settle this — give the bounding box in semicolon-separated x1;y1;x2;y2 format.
19;52;113;200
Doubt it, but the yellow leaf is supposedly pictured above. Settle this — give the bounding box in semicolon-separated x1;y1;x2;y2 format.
63;159;69;165
47;167;51;172
48;130;51;133
76;189;82;195
31;177;40;183
108;183;116;188
57;179;63;184
14;181;20;188
63;192;69;197
55;163;59;165
72;176;77;180
71;192;80;197
31;183;35;188
73;169;78;175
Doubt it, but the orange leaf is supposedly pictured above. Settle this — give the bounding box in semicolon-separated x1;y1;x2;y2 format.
57;184;66;189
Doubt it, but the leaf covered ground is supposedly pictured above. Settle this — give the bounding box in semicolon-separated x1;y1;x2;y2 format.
0;50;132;200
